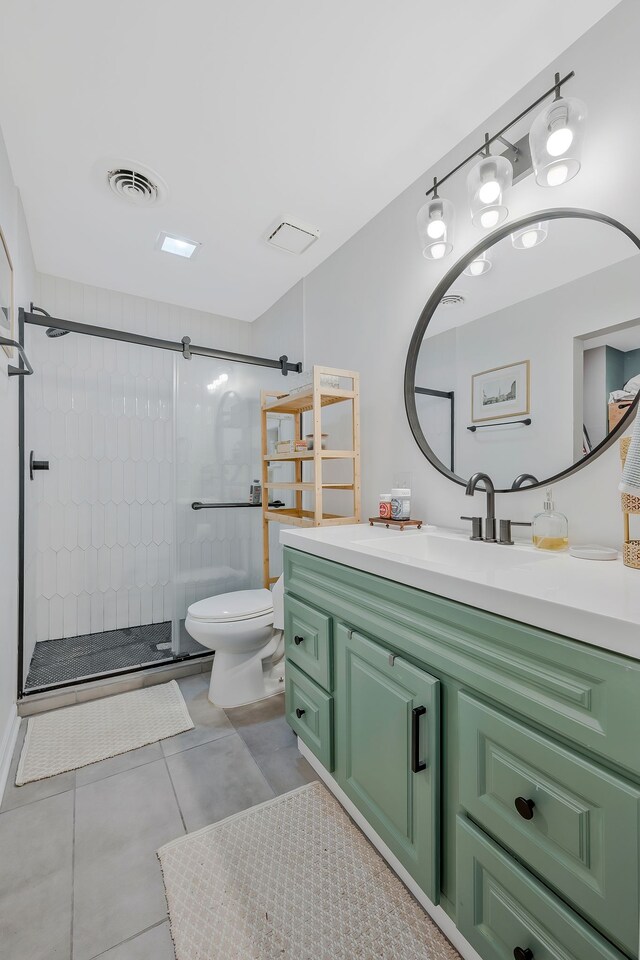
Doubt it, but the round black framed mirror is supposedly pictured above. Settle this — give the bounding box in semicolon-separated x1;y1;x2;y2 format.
404;208;640;492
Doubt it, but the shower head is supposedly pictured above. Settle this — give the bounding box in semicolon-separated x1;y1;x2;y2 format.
29;304;69;338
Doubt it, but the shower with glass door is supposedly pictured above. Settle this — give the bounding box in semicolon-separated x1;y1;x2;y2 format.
19;305;300;695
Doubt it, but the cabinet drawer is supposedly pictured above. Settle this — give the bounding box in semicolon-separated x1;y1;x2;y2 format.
457;816;627;960
285;661;333;771
459;693;640;956
284;595;332;690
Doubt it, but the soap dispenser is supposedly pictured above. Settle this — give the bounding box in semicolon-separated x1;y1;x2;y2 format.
532;487;568;551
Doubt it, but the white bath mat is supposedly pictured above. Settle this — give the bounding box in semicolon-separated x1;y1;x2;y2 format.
157;781;460;960
16;681;194;785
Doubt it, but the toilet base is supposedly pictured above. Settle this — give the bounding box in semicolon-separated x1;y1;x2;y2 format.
207;643;285;709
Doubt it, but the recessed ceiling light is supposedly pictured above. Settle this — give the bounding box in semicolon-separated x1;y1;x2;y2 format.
156;232;201;259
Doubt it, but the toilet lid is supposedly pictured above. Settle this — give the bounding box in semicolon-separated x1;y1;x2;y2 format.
187;588;273;623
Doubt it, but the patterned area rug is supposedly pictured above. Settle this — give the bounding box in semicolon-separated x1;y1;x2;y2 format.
157;781;461;960
16;681;194;785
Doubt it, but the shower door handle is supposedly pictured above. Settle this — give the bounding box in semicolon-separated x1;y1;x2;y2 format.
29;451;50;480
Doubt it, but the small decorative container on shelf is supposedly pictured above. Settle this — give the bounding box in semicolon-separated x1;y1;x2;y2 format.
620;437;640;569
391;488;411;521
379;494;392;519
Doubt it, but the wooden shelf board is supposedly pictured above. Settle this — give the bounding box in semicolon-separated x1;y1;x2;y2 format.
264;482;354;491
263;508;350;526
264;450;356;461
262;388;355;415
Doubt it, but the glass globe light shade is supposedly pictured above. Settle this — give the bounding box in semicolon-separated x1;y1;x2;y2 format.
529;95;587;187
511;221;549;250
463;252;492;277
417;196;455;260
467;154;513;230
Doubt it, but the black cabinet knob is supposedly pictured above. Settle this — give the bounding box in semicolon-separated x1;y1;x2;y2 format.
295;708;305;719
514;797;535;820
513;948;533;960
293;635;304;645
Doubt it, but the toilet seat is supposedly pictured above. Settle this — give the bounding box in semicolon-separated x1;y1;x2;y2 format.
187;588;273;624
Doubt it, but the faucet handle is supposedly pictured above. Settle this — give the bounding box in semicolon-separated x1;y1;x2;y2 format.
461;516;483;541
498;519;532;545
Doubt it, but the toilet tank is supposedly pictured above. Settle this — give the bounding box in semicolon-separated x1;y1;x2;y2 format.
271;575;284;630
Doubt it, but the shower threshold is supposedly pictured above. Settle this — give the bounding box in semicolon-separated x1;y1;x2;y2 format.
24;621;207;693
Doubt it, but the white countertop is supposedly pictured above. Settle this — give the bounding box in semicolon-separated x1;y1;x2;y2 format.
280;523;640;660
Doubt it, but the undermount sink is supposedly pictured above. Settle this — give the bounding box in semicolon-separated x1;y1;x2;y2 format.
353;530;553;570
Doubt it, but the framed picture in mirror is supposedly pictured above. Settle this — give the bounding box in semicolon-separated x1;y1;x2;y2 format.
471;360;530;423
0;223;14;358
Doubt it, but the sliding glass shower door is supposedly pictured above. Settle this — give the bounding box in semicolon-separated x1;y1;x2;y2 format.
171;357;268;655
21;318;287;692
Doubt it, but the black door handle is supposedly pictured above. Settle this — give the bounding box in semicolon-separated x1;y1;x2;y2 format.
293;635;304;645
295;708;305;719
515;797;535;820
411;705;427;773
29;451;50;480
513;948;533;960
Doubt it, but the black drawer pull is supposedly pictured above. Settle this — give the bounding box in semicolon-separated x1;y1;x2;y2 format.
293;635;304;645
295;708;305;719
515;797;535;820
513;948;533;960
411;705;427;773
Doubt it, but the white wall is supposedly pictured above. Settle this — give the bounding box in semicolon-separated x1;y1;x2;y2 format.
0;126;36;788
257;0;640;548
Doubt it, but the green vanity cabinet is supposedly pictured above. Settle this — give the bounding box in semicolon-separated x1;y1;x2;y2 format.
334;624;440;902
283;546;640;960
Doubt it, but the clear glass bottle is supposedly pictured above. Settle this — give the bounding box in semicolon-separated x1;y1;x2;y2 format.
532;487;569;551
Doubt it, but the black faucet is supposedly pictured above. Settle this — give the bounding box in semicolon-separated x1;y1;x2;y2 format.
511;473;538;490
465;472;496;542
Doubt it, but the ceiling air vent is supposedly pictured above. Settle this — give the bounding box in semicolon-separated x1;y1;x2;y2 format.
440;293;465;307
107;167;164;205
266;219;320;255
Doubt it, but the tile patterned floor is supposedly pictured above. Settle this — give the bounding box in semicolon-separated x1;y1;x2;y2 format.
25;621;207;690
0;675;316;960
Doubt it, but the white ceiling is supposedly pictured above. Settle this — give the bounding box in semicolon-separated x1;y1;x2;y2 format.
0;0;621;321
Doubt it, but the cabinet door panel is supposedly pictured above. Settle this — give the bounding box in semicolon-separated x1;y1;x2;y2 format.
335;624;440;901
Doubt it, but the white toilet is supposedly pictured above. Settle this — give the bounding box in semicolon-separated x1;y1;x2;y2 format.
185;575;285;708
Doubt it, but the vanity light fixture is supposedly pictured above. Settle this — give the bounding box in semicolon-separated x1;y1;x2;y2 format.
511;221;548;249
417;179;455;260
529;75;587;187
467;135;513;230
418;71;581;259
463;252;492;276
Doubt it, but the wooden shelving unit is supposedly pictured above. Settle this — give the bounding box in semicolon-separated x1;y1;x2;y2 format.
261;366;360;586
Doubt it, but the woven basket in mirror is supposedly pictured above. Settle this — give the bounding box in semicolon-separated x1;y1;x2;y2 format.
620;437;640;568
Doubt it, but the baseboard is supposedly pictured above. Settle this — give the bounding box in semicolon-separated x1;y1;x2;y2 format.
0;705;20;805
298;739;483;960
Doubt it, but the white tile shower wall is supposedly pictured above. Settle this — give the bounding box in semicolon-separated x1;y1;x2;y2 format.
24;274;252;651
